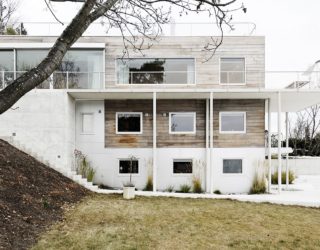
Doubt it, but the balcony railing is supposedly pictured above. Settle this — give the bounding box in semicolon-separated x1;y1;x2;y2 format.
0;71;104;89
118;71;195;85
1;70;320;90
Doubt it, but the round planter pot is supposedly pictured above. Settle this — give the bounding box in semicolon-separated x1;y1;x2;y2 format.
123;186;135;199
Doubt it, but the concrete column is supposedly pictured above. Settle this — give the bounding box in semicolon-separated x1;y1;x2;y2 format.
153;92;157;192
286;112;289;189
268;98;272;193
209;92;213;194
277;92;282;193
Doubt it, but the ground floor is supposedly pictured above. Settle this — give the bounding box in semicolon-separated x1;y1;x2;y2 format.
1;89;320;194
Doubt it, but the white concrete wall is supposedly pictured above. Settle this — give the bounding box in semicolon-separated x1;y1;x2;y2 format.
212;148;266;194
272;158;320;175
0;90;75;171
76;100;266;193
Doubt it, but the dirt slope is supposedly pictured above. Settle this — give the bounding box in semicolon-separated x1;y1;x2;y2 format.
0;139;89;250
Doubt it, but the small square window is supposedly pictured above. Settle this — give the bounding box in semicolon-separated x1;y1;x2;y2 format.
169;112;196;134
81;113;94;134
119;159;139;174
220;112;246;133
220;58;245;84
116;112;142;134
173;159;193;174
223;159;242;174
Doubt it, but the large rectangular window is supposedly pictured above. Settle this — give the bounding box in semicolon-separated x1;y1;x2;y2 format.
15;49;104;89
119;159;139;174
117;58;195;84
173;159;193;174
116;112;143;134
169;112;196;134
219;112;246;134
0;50;14;88
220;58;245;84
223;159;243;174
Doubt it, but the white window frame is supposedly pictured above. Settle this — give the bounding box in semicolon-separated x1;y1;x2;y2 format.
80;112;94;135
118;158;140;176
219;57;246;85
172;159;193;175
169;112;196;134
115;57;196;85
222;158;244;175
219;111;246;134
116;112;143;135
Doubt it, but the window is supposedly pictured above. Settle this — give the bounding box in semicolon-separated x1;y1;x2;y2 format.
219;112;246;134
116;112;143;134
16;49;104;89
0;50;14;88
223;159;243;174
220;58;245;84
169;112;196;134
119;159;139;174
81;113;94;134
117;58;195;84
173;159;193;174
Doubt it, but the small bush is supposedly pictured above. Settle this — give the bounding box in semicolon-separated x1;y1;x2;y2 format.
271;171;295;184
87;167;95;182
143;176;153;191
250;174;266;194
192;177;202;193
213;190;221;195
165;185;174;192
5;27;17;35
179;184;191;193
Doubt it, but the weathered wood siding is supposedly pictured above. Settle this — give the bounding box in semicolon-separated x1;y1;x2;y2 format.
105;99;206;148
105;36;265;88
213;99;265;148
105;99;264;148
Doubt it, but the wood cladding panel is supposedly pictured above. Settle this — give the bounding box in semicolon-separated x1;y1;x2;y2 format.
105;99;206;148
213;99;265;148
105;99;265;148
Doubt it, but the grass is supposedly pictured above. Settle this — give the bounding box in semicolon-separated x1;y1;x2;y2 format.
33;194;320;250
272;170;295;185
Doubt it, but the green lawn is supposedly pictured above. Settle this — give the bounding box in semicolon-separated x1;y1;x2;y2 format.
33;194;320;250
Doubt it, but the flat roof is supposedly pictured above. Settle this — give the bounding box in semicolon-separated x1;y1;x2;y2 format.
66;88;320;112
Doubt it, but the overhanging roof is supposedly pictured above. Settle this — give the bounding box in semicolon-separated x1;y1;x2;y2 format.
67;88;320;112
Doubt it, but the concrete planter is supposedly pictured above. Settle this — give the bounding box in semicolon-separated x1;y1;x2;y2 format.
123;186;135;199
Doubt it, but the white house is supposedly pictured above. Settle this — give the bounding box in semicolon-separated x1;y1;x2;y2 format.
1;32;320;194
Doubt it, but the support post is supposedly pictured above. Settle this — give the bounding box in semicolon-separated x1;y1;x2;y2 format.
205;98;210;193
209;92;213;194
268;98;272;193
152;92;157;192
286;112;289;189
277;92;282;193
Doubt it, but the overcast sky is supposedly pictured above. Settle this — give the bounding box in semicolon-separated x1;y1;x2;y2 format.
16;0;320;72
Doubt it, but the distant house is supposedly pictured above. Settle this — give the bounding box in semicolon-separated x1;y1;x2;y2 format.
1;31;319;194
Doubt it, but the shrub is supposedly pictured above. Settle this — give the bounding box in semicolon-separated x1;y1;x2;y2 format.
165;185;174;192
213;190;221;195
5;27;17;35
250;173;266;194
143;175;153;191
179;184;191;193
86;167;95;182
271;171;295;184
192;177;202;193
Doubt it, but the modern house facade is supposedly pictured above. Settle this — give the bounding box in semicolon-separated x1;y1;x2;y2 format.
1;34;320;194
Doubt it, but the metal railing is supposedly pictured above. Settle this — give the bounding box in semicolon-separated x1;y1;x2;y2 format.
117;71;195;85
1;70;320;90
4;21;257;37
0;71;104;89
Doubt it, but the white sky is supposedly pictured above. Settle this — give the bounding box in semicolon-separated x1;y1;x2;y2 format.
16;0;320;71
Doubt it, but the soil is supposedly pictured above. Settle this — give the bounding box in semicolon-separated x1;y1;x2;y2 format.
0;139;90;250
